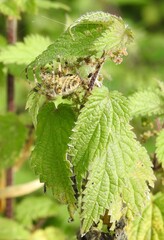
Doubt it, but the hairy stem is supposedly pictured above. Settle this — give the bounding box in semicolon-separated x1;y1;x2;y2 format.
5;17;17;219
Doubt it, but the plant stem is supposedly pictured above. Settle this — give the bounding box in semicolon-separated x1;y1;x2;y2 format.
0;180;43;199
5;17;17;219
156;118;162;131
32;218;47;232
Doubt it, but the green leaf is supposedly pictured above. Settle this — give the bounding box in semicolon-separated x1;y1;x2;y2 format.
16;196;57;229
156;129;164;168
23;0;37;15
158;80;164;93
0;217;30;240
0;0;20;18
68;86;155;233
128;90;164;117
25;91;44;128
30;103;76;211
127;192;164;240
36;0;70;11
0;0;37;17
0;34;51;65
27;11;133;69
0;113;27;169
107;0;148;5
0;35;7;49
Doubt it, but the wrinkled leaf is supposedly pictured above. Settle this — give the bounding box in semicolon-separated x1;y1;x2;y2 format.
68;86;155;233
28;11;133;69
30;103;76;212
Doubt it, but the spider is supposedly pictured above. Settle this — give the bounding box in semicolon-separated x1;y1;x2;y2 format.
26;52;106;100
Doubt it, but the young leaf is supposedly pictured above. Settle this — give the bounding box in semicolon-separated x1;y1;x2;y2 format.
0;113;27;169
68;86;155;233
27;11;133;69
25;91;44;128
156;129;164;168
16;196;57;229
128;90;164;117
0;217;30;240
127;192;164;240
30;103;76;212
0;34;51;65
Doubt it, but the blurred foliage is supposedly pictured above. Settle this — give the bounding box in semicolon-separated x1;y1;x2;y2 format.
0;113;27;169
15;196;58;229
29;227;67;240
0;217;30;240
0;0;164;239
128;88;164;117
0;0;69;19
156;129;164;168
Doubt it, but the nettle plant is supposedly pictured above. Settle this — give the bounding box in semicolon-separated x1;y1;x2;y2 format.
25;11;163;239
